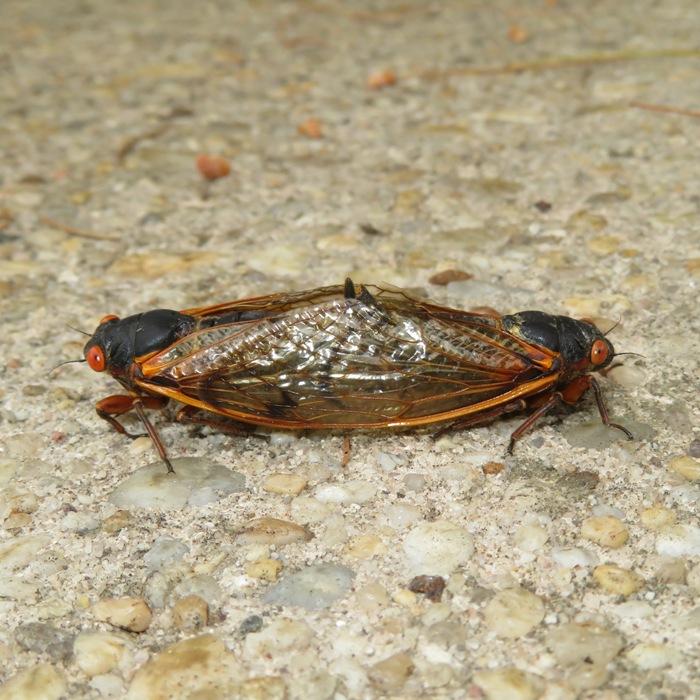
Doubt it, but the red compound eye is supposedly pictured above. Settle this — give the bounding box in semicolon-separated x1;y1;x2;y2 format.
590;339;609;366
86;346;106;372
100;314;119;325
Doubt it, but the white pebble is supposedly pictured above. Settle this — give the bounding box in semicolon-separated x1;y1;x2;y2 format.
514;524;548;552
92;597;152;633
314;481;376;504
243;619;314;659
290;496;333;524
551;547;599;569
143;535;189;571
546;623;624;666
403;473;426;492
656;524;700;557
403;520;474;576
263;564;355;609
0;664;67;699
668;455;700;481
383;504;421;529
374;451;408;472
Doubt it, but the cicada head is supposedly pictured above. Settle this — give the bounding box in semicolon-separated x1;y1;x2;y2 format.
84;310;195;383
503;311;616;374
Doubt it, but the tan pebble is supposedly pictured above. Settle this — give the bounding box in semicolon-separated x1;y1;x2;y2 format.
368;653;414;693
473;668;545;700
581;515;628;548
173;595;209;631
687;563;700;592
103;510;135;534
0;663;67;698
686;258;700;276
344;535;387;558
246;558;283;582
92;597;152;632
235;517;313;545
393;589;419;610
640;505;676;530
562;296;601;318
108;252;218;278
627;642;682;670
263;473;307;495
73;631;130;676
587;235;621;255
127;633;245;698
483;588;545;638
593;565;643;595
4;512;31;529
237;675;286;700
668;455;700;481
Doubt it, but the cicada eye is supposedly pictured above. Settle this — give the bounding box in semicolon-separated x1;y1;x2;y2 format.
100;314;120;325
590;339;609;366
87;345;106;372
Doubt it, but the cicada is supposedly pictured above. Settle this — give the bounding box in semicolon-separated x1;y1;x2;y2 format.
83;279;632;472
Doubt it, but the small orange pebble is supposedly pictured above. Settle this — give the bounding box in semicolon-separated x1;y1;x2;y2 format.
507;24;529;43
297;118;323;139
195;154;231;181
367;70;396;89
428;269;473;286
482;461;505;475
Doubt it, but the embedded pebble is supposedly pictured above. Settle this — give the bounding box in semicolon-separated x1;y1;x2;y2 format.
612;600;654;619
264;564;355;609
567;662;609;692
408;575;446;603
288;671;337;700
110;459;245;509
143;535;189;571
290;496;333;524
656;524;700;557
0;663;67;700
238;615;264;637
73;632;131;677
60;511;100;534
640;506;676;530
172;595;209;631
383;503;421;529
627;642;682;670
235;517;313;545
314;480;377;504
92;597;153;633
551;546;599;568
375;451;408;472
172;574;224;607
354;583;391;614
344;534;387;558
472;668;545;700
243;619;314;659
514;524;549;552
246;558;283;581
403;473;426;492
403;520;474;576
263;473;307;495
367;653;414;693
593;565;644;595
103;509;136;534
238;676;286;700
687;563;700;592
668;455;700;481
0;486;37;520
15;623;74;661
483;588;546;637
607;364;646;388
546;623;624;666
125;634;245;700
580;515;628;548
0;534;51;574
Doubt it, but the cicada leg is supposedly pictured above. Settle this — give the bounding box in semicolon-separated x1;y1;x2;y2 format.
95;394;174;473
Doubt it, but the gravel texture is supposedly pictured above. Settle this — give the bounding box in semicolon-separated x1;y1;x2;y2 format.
1;1;699;698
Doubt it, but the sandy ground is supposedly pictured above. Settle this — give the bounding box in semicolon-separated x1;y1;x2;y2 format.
1;1;699;698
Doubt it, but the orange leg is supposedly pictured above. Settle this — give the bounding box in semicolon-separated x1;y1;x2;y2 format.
95;394;175;473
